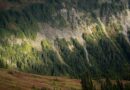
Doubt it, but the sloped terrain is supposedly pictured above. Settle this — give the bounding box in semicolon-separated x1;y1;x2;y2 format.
0;69;81;90
0;69;130;90
0;0;130;80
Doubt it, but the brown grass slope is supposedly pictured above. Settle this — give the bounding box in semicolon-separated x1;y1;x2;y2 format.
0;69;81;90
0;69;130;90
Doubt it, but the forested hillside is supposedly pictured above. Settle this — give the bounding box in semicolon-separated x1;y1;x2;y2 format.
0;0;130;80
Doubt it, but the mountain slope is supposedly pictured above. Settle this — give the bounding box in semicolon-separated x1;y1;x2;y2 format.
0;0;130;79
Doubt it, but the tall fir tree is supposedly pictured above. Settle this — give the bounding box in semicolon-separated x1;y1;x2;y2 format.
81;72;95;90
116;80;124;90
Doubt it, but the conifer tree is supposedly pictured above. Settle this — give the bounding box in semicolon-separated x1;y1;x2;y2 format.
116;80;124;90
101;78;113;90
81;72;95;90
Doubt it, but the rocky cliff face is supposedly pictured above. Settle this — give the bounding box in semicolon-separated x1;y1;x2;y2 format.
0;0;130;79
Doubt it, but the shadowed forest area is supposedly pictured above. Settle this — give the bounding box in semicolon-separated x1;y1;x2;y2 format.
0;0;130;90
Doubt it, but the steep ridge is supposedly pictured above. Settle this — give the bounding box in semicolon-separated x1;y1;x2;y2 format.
0;0;130;79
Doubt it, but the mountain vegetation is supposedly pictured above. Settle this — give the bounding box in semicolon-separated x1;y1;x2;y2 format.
0;0;130;86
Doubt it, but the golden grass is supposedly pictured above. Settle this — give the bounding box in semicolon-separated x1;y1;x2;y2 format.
0;69;129;90
0;69;81;90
